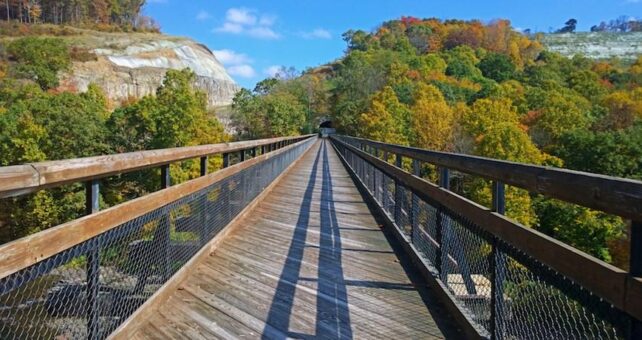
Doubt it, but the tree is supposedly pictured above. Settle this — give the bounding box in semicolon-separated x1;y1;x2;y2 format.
357;86;408;144
479;52;516;82
410;83;454;151
7;37;70;90
462;98;550;225
598;91;642;130
533;198;625;262
556;19;577;33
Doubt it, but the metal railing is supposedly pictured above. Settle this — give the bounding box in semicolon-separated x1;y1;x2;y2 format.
0;135;316;339
331;135;641;340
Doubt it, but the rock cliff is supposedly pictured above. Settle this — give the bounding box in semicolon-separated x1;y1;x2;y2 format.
59;31;239;107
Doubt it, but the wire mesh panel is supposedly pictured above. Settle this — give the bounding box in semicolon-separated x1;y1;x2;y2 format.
331;137;629;340
0;138;315;340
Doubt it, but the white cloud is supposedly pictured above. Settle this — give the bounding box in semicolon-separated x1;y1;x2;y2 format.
196;10;211;21
264;65;283;77
215;22;243;34
214;7;280;40
226;8;257;25
213;49;252;65
227;65;256;78
258;15;277;26
299;28;332;40
248;27;280;39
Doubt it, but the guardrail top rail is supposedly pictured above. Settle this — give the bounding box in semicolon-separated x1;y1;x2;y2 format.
331;134;642;340
0;135;315;199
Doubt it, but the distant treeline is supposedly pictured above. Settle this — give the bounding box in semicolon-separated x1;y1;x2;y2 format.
591;16;642;33
0;0;158;31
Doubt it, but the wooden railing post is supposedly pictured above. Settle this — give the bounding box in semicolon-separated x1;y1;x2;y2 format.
490;181;506;340
394;154;403;226
631;221;642;339
436;167;449;280
85;179;100;340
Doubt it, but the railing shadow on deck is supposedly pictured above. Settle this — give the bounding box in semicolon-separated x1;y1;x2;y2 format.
262;141;353;340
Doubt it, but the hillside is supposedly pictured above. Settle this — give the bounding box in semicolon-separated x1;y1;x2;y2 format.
541;32;642;61
1;27;240;107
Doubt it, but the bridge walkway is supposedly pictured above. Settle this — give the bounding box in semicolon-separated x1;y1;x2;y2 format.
129;139;459;339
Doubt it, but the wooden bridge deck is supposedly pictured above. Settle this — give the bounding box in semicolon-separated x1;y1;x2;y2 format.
129;140;459;339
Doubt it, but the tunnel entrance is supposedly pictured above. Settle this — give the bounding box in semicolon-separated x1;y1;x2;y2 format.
319;120;333;129
318;119;336;138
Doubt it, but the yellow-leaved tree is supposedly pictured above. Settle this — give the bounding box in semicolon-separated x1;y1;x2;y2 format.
357;86;409;145
410;83;455;151
462;98;556;226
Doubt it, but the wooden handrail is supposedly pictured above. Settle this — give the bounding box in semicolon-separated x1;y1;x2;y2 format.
0;135;315;199
337;135;642;221
0;136;315;280
331;135;642;322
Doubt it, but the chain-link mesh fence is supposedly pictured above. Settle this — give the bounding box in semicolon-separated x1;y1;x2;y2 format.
0;138;315;340
332;136;629;340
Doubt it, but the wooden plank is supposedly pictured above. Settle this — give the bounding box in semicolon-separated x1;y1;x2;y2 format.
332;137;642;323
0;134;315;198
337;136;642;222
0;137;315;281
108;137;317;339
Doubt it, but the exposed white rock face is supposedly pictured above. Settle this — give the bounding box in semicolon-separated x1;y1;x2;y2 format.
62;37;240;107
541;32;642;61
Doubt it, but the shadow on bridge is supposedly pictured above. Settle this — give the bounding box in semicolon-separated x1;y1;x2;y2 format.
262;141;353;339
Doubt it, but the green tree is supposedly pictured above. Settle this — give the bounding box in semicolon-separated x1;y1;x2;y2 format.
479;52;516;82
7;37;70;90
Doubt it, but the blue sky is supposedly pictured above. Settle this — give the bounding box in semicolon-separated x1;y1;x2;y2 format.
145;0;642;89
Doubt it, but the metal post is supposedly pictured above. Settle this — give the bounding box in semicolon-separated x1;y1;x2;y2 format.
159;164;171;280
490;181;506;340
394;154;403;226
373;147;378;200
161;164;170;189
382;151;389;212
200;156;208;176
410;159;420;244
240;149;245;162
261;145;266;155
630;221;642;339
223;153;229;168
85;180;100;340
250;147;256;158
436;168;449;279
